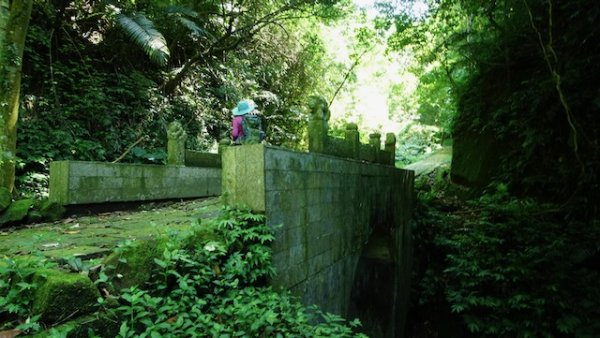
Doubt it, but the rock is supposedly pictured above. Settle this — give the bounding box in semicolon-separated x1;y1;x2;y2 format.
32;269;100;324
0;198;33;226
102;238;167;293
450;130;501;188
27;210;44;223
39;199;65;222
0;187;11;212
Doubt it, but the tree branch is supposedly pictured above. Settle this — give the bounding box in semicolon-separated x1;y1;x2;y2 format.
328;48;370;108
162;4;298;94
523;0;583;174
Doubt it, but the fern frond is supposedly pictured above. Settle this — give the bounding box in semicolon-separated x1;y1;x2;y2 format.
165;6;215;41
175;16;215;40
165;5;200;18
117;13;170;67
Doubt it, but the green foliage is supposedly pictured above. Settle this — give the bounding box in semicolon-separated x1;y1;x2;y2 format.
408;0;600;208
395;123;442;166
101;207;366;337
0;257;56;334
412;184;600;337
17;0;349;197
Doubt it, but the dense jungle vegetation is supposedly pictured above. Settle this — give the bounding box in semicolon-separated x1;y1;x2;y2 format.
1;0;599;337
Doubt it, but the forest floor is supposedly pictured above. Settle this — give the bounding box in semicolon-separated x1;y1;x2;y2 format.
0;197;222;262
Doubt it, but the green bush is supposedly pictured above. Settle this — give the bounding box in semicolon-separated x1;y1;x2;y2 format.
0;257;57;334
413;188;600;337
103;207;367;337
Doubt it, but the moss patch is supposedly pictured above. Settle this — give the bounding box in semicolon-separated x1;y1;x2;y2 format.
103;238;168;293
0;199;33;226
32;269;100;324
0;187;11;212
0;197;222;259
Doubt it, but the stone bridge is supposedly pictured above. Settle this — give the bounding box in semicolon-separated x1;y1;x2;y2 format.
47;100;415;337
222;143;413;337
221;98;415;337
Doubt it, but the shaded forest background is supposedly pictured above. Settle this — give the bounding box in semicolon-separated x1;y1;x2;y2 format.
2;0;599;336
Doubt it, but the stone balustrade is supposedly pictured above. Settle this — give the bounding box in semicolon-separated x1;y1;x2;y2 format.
307;96;396;165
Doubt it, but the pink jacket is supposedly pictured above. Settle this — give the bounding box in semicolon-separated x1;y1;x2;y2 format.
232;115;244;140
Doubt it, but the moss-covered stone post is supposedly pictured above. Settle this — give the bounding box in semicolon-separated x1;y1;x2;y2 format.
218;138;231;154
167;121;187;166
369;132;381;149
345;123;360;160
307;96;330;153
385;133;396;165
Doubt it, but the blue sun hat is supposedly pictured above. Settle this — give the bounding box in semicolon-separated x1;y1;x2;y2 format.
232;100;256;116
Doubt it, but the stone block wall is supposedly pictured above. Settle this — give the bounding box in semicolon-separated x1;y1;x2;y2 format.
222;145;414;324
49;161;221;205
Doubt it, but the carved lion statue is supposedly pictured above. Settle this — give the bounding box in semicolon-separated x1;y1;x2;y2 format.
167;121;187;141
385;133;396;146
308;96;330;123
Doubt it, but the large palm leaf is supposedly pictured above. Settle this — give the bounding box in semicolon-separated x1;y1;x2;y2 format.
117;13;170;67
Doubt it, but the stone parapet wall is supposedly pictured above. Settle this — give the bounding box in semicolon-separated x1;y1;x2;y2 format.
185;150;221;168
222;144;414;325
49;161;221;205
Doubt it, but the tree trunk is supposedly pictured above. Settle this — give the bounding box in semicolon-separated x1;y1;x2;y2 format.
0;0;33;193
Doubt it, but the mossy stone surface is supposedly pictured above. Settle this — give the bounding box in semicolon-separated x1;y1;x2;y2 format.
102;238;167;293
0;187;11;212
32;269;100;324
0;197;221;259
451;130;500;188
39;199;65;222
0;198;33;226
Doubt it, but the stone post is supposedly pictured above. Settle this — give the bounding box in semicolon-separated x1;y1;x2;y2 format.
167;121;187;166
385;133;397;165
345;123;360;160
369;132;381;149
307;96;330;153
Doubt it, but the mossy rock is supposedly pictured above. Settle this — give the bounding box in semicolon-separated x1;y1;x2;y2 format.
0;187;11;212
32;269;100;324
25;200;65;224
102;238;168;293
0;198;33;226
450;130;501;188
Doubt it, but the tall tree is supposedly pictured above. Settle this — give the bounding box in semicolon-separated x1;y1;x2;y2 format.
0;0;33;193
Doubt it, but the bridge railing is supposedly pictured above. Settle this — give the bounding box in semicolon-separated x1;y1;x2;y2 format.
307;96;396;165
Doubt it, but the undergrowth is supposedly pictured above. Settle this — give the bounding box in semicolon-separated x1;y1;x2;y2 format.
409;170;600;337
105;207;366;337
1;207;367;337
0;256;57;333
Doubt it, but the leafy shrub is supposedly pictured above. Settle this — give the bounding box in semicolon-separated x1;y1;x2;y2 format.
396;123;442;166
412;186;600;337
0;257;57;334
102;207;367;337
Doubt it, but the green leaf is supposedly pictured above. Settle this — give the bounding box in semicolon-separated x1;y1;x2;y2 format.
154;258;167;268
119;321;130;337
116;13;170;66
